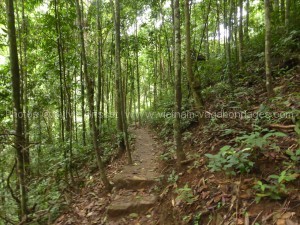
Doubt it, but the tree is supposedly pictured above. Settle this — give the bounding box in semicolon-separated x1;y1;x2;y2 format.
264;0;274;98
114;0;132;164
75;0;112;191
173;0;186;165
184;0;205;123
285;0;290;30
238;0;243;66
5;0;28;219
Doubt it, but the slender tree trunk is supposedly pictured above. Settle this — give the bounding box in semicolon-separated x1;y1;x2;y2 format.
135;11;141;126
274;0;279;11
158;31;163;101
198;0;212;52
20;0;30;175
54;0;65;143
245;0;249;40
264;0;274;98
184;0;205;123
281;0;285;23
153;35;158;110
174;0;186;165
234;0;238;64
114;0;132;164
80;54;86;146
238;0;243;67
6;0;28;219
223;0;228;60
227;0;234;87
111;0;125;153
285;0;290;30
75;0;112;191
74;70;78;142
216;0;221;54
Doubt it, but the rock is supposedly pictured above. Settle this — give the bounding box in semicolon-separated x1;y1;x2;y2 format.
113;174;158;190
107;193;157;217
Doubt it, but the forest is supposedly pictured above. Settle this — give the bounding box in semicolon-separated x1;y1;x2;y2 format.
0;0;299;224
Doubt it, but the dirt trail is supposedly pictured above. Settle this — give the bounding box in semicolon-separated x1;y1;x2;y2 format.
54;127;162;225
107;127;161;224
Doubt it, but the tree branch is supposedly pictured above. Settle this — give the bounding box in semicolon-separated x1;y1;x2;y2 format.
268;124;295;130
6;159;21;206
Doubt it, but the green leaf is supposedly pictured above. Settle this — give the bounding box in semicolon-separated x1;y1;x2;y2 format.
264;132;287;139
269;174;279;180
220;145;232;151
205;154;215;159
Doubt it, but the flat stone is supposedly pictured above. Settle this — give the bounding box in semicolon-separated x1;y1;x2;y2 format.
107;194;157;217
113;175;158;190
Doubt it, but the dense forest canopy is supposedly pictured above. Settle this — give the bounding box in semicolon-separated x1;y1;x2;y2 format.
0;0;299;224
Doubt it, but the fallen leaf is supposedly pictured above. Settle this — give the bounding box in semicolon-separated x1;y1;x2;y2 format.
286;219;298;225
87;211;94;217
129;213;139;218
206;198;214;207
171;198;175;206
276;219;286;225
281;212;295;219
237;218;244;224
201;191;210;199
213;194;222;203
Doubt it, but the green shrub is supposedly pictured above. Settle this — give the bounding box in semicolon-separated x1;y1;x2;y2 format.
235;126;287;151
205;145;254;175
175;184;197;204
253;170;298;202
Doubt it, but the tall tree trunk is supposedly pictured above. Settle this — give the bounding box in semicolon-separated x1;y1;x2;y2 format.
245;0;249;40
285;0;290;30
114;0;132;164
96;0;103;137
184;0;205;123
54;0;65;143
153;34;158;110
80;54;86;146
264;0;274;98
6;0;28;219
135;10;141;126
19;0;30;175
227;0;234;87
280;0;285;23
223;0;228;60
198;0;212;52
234;0;238;64
274;0;279;11
216;0;221;54
174;0;186;165
238;0;243;67
75;0;112;191
111;0;125;153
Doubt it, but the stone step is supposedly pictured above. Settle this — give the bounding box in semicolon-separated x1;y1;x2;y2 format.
113;163;159;190
113;174;158;190
107;193;157;217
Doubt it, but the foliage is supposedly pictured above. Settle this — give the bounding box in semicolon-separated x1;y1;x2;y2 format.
284;148;300;169
160;147;175;162
253;170;298;202
205;146;254;175
167;170;179;184
175;184;197;205
235;126;287;151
